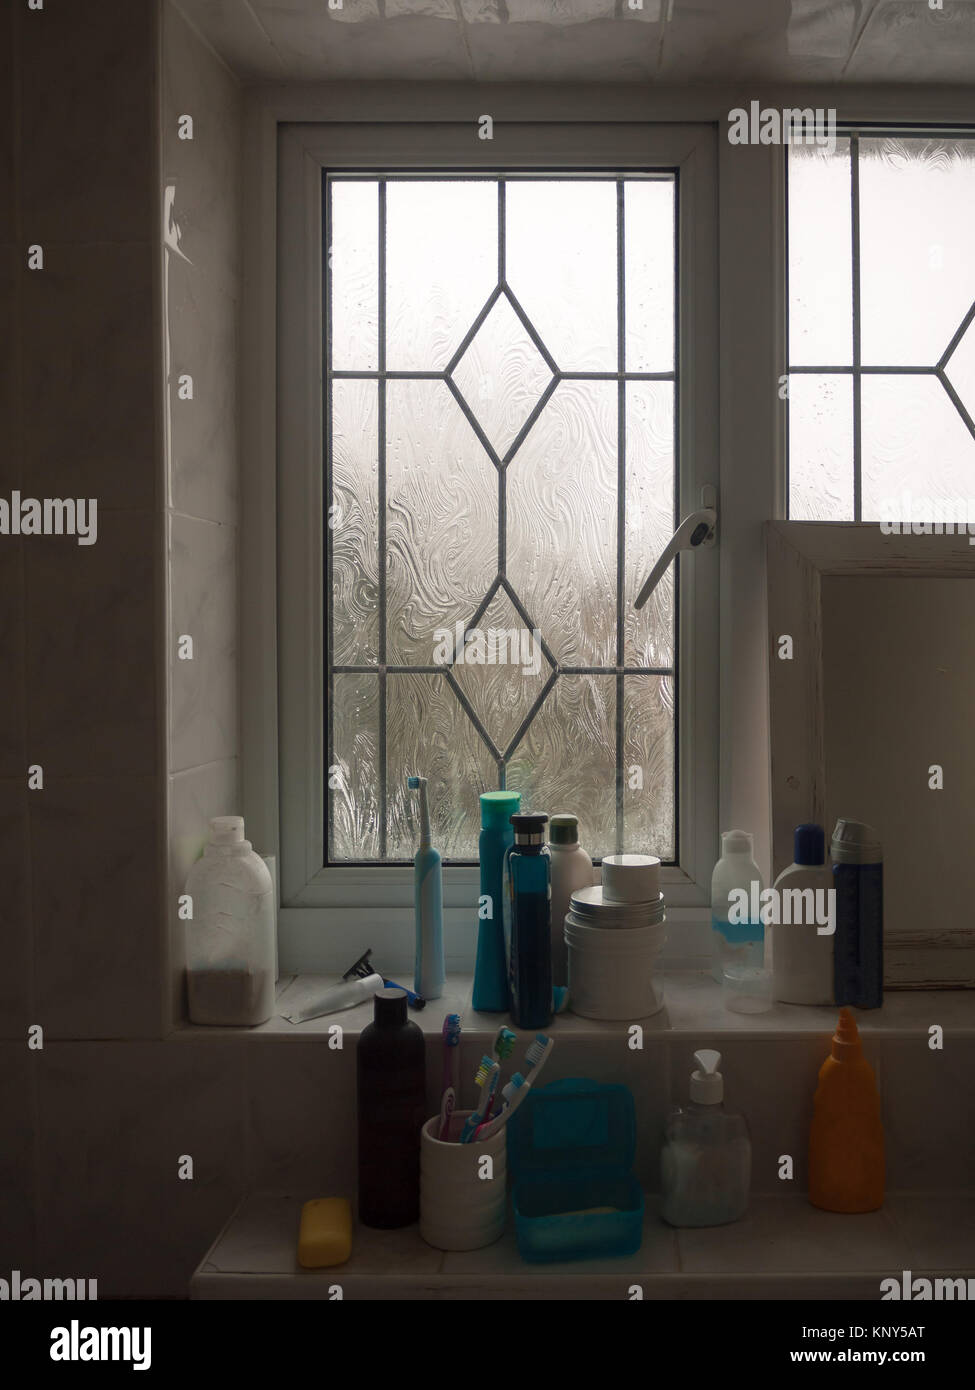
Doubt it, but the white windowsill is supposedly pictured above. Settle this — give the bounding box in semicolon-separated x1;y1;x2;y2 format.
170;971;975;1040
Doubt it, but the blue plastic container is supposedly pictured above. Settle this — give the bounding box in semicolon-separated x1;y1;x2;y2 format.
507;1078;643;1262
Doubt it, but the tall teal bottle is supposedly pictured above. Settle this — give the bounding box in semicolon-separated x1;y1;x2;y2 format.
408;777;444;1001
473;790;521;1012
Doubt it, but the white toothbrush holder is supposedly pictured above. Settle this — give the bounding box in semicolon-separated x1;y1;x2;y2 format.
419;1110;507;1251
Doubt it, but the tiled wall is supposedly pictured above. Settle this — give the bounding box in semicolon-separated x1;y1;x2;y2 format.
162;0;242;1024
0;0;249;1296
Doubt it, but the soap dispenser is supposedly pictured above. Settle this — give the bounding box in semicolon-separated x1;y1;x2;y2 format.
661;1049;751;1228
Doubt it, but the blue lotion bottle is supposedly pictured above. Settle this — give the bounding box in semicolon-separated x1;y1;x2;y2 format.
408;777;444;1001
473;790;522;1013
831;819;883;1010
504;812;552;1030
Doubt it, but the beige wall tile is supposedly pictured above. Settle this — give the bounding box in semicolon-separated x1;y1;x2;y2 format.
31;775;164;1038
20;244;157;507
24;510;157;777
18;0;155;244
0;781;31;1038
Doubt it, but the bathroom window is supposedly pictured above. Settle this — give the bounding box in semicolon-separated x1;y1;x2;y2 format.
269;122;717;919
787;132;975;521
326;174;678;866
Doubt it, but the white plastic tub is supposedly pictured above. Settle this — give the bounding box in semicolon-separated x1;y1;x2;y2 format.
565;894;667;1020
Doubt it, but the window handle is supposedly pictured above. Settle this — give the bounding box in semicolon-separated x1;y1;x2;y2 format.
634;486;717;611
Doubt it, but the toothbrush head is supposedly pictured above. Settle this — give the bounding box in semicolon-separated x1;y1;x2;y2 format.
407;776;424;790
493;1026;517;1061
443;1013;461;1046
502;1072;526;1103
474;1054;497;1089
524;1033;554;1071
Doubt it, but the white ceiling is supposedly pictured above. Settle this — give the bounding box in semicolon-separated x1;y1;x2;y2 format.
175;0;975;83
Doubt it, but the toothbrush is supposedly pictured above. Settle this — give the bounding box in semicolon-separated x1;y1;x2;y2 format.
477;1071;533;1139
489;1027;517;1115
476;1034;556;1140
523;1032;555;1083
459;1057;500;1144
438;1013;462;1141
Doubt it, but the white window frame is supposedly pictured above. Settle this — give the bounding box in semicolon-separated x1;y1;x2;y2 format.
241;84;973;974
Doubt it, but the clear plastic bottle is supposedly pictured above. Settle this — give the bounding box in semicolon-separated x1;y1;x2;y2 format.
710;829;764;986
185;816;276;1026
661;1049;751;1227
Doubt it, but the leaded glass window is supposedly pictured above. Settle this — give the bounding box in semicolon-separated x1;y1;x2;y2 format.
326;174;678;864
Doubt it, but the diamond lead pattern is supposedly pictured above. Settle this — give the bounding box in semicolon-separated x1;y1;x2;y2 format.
450;292;555;462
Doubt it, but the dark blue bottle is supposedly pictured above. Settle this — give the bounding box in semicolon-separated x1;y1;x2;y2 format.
831;819;883;1010
503;813;553;1030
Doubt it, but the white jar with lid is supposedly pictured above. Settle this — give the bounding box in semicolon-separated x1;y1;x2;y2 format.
185;817;276;1026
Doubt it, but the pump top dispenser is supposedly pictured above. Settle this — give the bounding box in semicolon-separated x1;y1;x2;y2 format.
660;1049;751;1228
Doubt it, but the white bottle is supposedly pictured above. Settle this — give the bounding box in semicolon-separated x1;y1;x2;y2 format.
710;829;764;985
548;814;593;987
185;817;276;1026
772;823;835;1005
660;1050;751;1228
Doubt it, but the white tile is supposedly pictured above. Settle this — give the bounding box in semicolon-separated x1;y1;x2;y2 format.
881;1039;975;1190
169;512;238;772
36;1040;246;1297
32;777;164;1039
677;1193;910;1274
165;253;239;525
886;1194;975;1270
163;1;242;300
0;1045;37;1268
244;1044;357;1194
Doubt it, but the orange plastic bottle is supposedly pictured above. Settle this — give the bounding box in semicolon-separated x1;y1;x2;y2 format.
808;1008;885;1213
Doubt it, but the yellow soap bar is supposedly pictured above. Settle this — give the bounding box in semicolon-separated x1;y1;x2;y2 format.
297;1198;352;1268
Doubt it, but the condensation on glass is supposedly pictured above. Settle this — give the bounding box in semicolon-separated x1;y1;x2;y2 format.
326;175;678;864
787;134;975;521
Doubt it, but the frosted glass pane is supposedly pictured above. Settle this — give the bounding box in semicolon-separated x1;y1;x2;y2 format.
625;180;675;373
386;380;498;664
861;375;975;521
330;181;378;371
451;587;554;757
625;381;675;667
386;673;497;860
506;181;617;370
507;380;617;666
945;318;975;424
331;378;380;664
788;140;852;366
860;139;975;367
623;676;675;862
452;293;555;460
385;181;498;370
506;675;617;861
788;374;854;520
330;674;380;860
